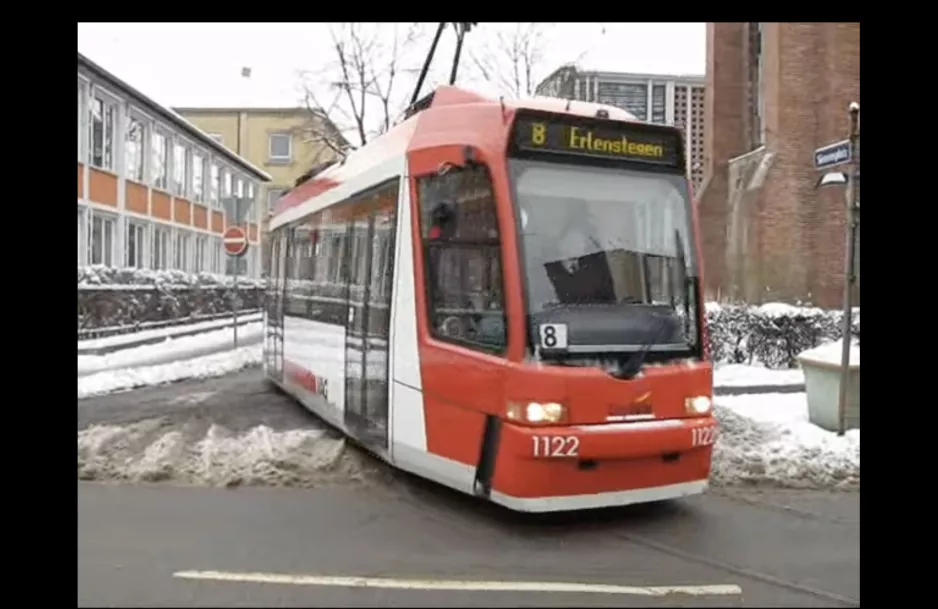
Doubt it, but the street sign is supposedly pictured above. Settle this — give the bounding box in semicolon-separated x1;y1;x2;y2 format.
223;226;249;257
814;139;852;170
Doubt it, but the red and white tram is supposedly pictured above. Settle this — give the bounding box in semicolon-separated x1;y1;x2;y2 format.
264;86;716;512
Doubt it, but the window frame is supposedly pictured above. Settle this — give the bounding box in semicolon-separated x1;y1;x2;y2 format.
414;162;509;356
191;148;206;203
88;86;119;172
124;108;148;183
172;138;191;198
150;126;171;191
208;161;220;207
90;211;117;266
125;218;148;268
151;224;171;270
268;132;293;163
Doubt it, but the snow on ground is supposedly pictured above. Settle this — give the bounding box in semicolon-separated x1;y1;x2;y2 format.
77;419;381;488
78;344;262;399
713;364;804;387
78;322;264;377
79;312;263;351
712;392;859;489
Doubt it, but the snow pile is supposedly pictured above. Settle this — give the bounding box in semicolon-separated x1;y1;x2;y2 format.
78;322;264;377
77;419;381;487
798;339;860;367
713;364;804;388
711;392;859;489
78;344;262;399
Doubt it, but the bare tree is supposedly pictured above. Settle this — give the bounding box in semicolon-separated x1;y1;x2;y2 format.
297;23;423;165
466;23;551;98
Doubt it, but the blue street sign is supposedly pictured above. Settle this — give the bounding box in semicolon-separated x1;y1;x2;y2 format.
814;139;852;170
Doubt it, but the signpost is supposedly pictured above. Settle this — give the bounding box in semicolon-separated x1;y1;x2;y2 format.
223;221;250;348
814;103;860;436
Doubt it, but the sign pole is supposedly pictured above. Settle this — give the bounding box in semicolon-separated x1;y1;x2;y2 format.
232;197;241;349
836;102;860;436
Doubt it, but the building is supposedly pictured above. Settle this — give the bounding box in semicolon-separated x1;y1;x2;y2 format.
698;23;859;307
535;67;706;188
172;107;342;217
78;52;271;277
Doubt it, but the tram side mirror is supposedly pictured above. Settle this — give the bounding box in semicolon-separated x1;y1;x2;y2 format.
428;201;457;240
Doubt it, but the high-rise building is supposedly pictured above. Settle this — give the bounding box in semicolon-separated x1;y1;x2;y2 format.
535;68;706;188
698;23;859;307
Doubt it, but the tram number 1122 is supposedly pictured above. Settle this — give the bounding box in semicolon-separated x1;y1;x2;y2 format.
532;435;580;458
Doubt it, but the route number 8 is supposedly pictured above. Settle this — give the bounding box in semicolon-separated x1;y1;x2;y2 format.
531;122;546;145
538;323;568;350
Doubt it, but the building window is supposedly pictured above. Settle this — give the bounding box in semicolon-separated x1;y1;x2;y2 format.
212;237;223;273
194;235;208;273
125;114;146;182
651;84;667;124
207;133;224;144
245;181;255;219
209;163;220;207
417;164;507;352
151;131;169;190
126;219;147;268
174;230;190;271
749;22;765;148
597;82;648;120
78;82;86;161
90;213;115;266
268;133;292;163
78;207;85;265
173;141;189;197
267;188;286;213
222;169;232;200
89;94;115;170
192;151;205;202
152;227;170;270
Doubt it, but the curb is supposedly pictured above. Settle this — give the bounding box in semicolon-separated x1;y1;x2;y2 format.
714;384;805;396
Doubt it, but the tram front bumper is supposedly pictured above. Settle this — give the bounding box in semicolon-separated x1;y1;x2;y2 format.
488;417;715;513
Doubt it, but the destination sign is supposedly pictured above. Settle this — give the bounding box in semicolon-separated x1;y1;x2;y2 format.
511;113;682;167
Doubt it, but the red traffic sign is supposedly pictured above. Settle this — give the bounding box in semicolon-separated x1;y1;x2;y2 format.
223;226;249;257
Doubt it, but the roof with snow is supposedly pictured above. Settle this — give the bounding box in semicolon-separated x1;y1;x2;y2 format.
78;52;272;183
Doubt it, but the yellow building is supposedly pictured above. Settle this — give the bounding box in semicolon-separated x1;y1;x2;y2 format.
172;107;342;218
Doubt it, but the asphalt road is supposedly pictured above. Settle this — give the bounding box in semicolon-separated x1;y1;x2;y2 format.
77;370;859;607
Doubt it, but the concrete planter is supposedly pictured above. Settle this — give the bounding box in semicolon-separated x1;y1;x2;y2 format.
797;341;860;432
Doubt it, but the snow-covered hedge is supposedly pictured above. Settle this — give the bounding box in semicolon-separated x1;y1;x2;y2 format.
707;302;860;369
78;266;265;331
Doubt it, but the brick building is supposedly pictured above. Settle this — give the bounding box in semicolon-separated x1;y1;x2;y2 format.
535;68;706;189
698;23;860;307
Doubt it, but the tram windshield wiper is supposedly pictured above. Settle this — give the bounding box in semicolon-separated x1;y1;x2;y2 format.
617;315;671;380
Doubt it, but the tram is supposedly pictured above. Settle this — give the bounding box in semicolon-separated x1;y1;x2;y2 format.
264;85;716;512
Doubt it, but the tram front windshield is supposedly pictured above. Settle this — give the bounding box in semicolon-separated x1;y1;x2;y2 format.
508;159;701;355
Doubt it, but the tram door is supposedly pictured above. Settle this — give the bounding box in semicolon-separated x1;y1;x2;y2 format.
265;230;287;381
343;181;397;451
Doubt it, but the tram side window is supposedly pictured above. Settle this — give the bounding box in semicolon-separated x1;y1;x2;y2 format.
417;163;507;353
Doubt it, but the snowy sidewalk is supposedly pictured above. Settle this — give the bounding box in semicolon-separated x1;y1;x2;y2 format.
78;312;263;356
77;322;263;379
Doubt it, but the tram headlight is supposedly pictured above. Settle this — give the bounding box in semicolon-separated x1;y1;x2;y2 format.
685;396;712;415
506;401;566;424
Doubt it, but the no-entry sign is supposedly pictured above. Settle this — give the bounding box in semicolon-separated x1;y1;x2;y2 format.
223;226;249;257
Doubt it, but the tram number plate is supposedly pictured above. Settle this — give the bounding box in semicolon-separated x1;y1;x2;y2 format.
691;426;717;447
532;435;580;458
